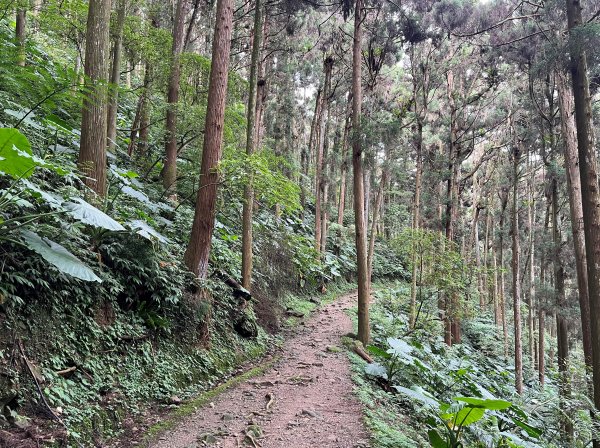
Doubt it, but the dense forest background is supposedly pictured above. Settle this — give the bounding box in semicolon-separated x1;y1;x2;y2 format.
0;0;599;447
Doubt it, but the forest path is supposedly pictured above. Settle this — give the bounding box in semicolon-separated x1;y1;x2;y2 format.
149;292;370;448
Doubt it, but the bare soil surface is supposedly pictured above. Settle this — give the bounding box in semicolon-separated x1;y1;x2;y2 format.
150;292;370;448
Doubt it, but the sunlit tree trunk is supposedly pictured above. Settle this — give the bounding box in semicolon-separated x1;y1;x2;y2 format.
78;0;112;197
184;0;234;278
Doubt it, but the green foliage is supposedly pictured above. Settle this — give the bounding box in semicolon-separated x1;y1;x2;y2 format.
356;284;551;448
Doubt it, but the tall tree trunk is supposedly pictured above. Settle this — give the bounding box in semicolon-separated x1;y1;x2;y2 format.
498;189;509;356
241;0;263;291
565;0;600;431
106;0;127;150
337;99;352;227
302;89;321;211
512;142;523;395
556;69;593;369
410;120;423;328
552;166;573;439
367;166;388;287
184;0;234;277
315;57;333;254
352;0;370;345
162;0;190;192
16;8;26;66
78;0;112;197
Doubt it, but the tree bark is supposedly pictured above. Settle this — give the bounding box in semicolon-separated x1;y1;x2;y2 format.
511;142;523;395
241;0;263;291
565;0;600;429
106;0;126;149
78;0;112;197
352;0;370;345
16;8;26;66
184;0;234;278
162;0;191;192
315;57;333;254
556;68;593;369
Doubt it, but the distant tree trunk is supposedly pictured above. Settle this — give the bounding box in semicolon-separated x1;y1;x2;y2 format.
106;0;127;150
162;0;190;192
315;57;333;254
241;0;263;291
352;0;370;345
337;99;352;227
512;141;523;395
127;64;151;157
498;188;509;356
410;120;423;328
16;8;26;66
527;157;536;369
303;89;321;211
184;0;234;277
565;0;600;430
367;166;388;288
556;69;593;370
320;116;332;254
78;0;112;197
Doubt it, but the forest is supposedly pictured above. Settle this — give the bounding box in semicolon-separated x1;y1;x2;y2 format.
0;0;599;446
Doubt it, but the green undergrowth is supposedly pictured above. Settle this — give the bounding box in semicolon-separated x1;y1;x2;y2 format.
348;281;590;448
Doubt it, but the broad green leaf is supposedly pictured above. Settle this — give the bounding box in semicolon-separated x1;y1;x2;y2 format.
128;220;170;244
454;397;511;410
366;345;392;359
428;429;448;448
0;128;37;178
442;406;485;427
512;417;543;438
64;198;125;231
364;362;388;379
393;385;439;408
21;230;101;282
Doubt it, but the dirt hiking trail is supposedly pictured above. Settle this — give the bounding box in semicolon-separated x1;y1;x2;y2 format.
150;292;370;448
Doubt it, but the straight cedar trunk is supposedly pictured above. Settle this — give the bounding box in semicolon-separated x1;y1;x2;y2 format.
315;57;333;254
498;189;509;357
127;64;151;157
78;0;112;197
527;153;536;368
512;143;523;395
565;0;600;429
337;98;352;228
410;120;424;328
553;168;573;439
352;0;370;346
253;14;269;148
320;117;332;254
16;8;26;66
106;0;127;150
302;89;321;211
241;0;263;290
367;168;388;288
556;69;593;369
163;0;191;192
184;0;234;277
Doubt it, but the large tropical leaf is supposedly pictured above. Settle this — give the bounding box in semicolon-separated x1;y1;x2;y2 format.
21;230;101;282
128;220;170;244
393;385;439;408
453;397;511;410
0;128;37;178
64;198;125;231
